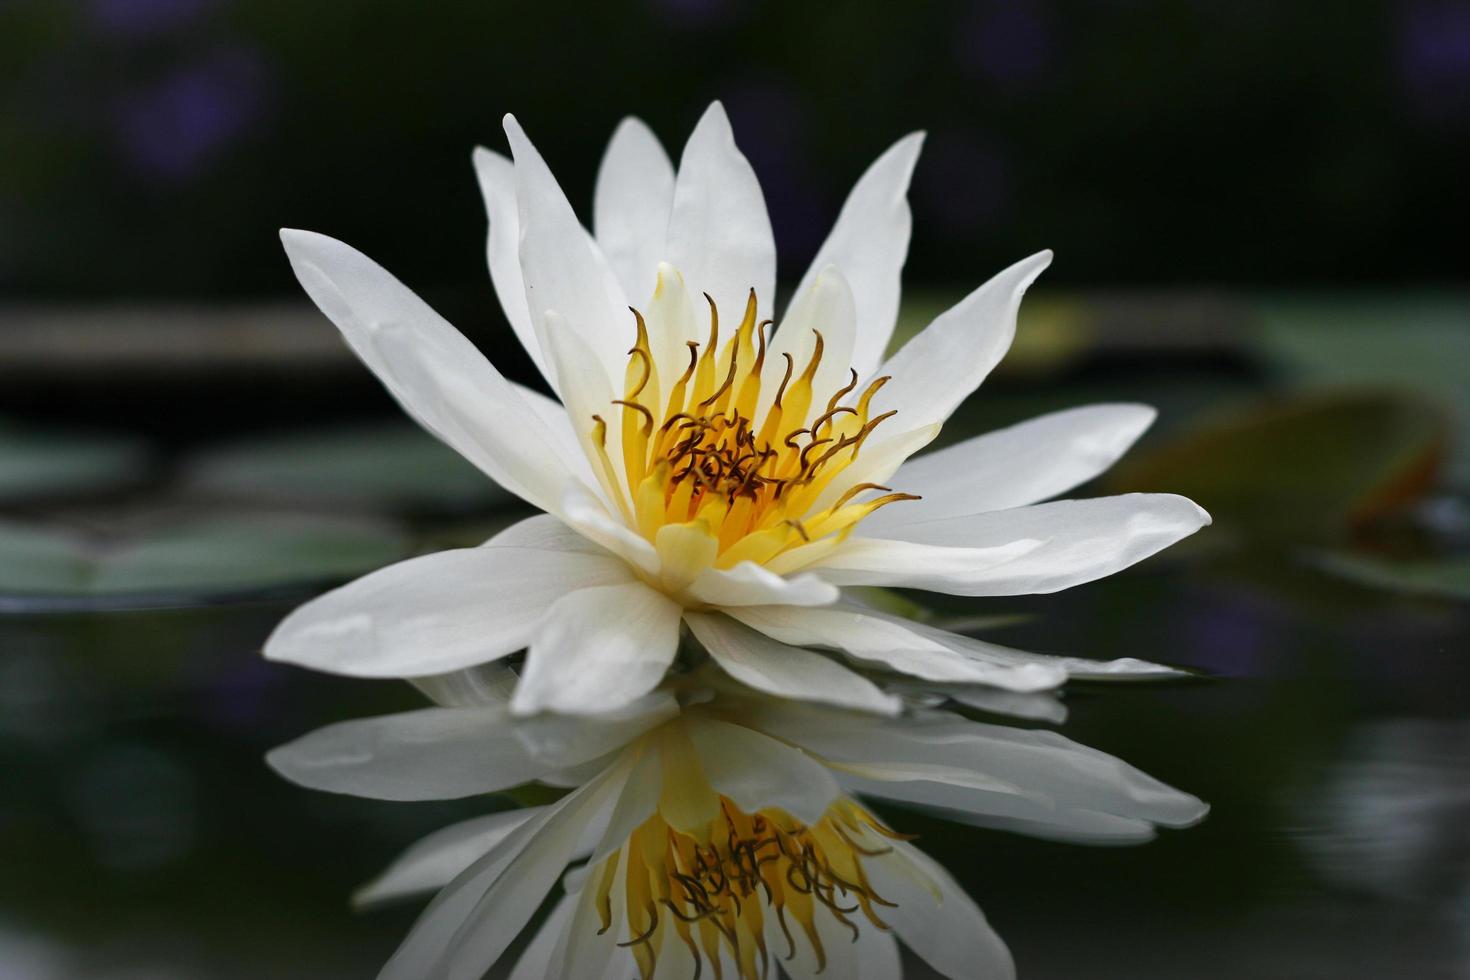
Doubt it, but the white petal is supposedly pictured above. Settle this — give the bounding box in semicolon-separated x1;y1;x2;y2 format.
684;611;900;714
506;893;576;980
381;759;628;980
794;132;924;379
758;265;858;424
832;604;1188;682
410;663;520;708
727;603;1064;691
502;114;630;387
924;685;1069;724
354;808;545;908
822;493;1211;595
756;704;1210;833
685;560;840;607
865;840;1015;980
279;230;578;513
685;716;841;825
868;403;1158;532
266;707;550;801
512;581;683;716
872;250;1052;432
594;117;675;307
511;381;597;486
471;147;545;379
535;309;631;512
264;543;631;678
665;102;776;326
560;480;660;575
512;692;680;770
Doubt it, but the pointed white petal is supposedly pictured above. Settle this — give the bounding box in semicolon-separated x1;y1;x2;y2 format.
560;480;660;575
410;663;520;708
869;403;1158;532
279;229;579;513
666;102;776;326
511;381;598;486
381;759;628;980
794;132;924;379
686;560;840;607
685;611;900;714
354;808;546;908
822;493;1210;595
512;581;683;716
594;117;676;306
264;543;631;678
865;840;1015;980
506;893;576;980
758;265;858;424
503;114;630;387
471;147;546;379
799;599;1187;681
872;250;1052;432
727;603;1064;691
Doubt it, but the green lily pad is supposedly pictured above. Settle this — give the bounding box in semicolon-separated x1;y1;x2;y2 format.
1258;297;1470;481
1313;551;1470;601
183;424;507;513
0;514;409;607
0;423;148;502
1101;389;1450;542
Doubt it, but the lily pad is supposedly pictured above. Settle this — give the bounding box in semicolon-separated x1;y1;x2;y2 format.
0;423;148;502
1101;389;1451;542
1313;551;1470;601
1258;297;1470;481
183;424;507;513
0;514;409;609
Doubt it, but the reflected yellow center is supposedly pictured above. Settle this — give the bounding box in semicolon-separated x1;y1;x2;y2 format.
596;794;904;979
588;289;917;578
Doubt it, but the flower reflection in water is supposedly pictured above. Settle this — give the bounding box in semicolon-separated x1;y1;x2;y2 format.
270;669;1207;978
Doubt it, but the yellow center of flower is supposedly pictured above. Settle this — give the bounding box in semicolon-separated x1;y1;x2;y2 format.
589;288;917;580
596;794;905;979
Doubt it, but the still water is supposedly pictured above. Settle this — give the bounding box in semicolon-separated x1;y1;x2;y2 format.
3;546;1466;978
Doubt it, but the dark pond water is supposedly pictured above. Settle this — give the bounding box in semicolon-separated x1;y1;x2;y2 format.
3;545;1467;979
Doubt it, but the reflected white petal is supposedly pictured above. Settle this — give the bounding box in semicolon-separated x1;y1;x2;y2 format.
354;808;546;908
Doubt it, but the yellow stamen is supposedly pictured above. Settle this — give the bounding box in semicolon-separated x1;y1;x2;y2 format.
589;288;917;588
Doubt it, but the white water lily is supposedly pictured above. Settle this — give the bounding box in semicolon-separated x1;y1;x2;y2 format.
269;674;1207;979
267;103;1210;715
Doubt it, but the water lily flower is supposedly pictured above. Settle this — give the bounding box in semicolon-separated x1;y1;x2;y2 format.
267;103;1210;715
269;675;1207;979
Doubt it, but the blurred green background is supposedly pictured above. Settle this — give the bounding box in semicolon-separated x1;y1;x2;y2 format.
1;1;1468;978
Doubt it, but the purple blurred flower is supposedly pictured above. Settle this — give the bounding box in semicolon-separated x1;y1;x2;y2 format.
1398;1;1470;124
111;46;271;181
87;0;219;39
955;0;1055;91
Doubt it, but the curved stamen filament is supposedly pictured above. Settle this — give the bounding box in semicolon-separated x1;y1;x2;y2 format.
598;291;918;573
